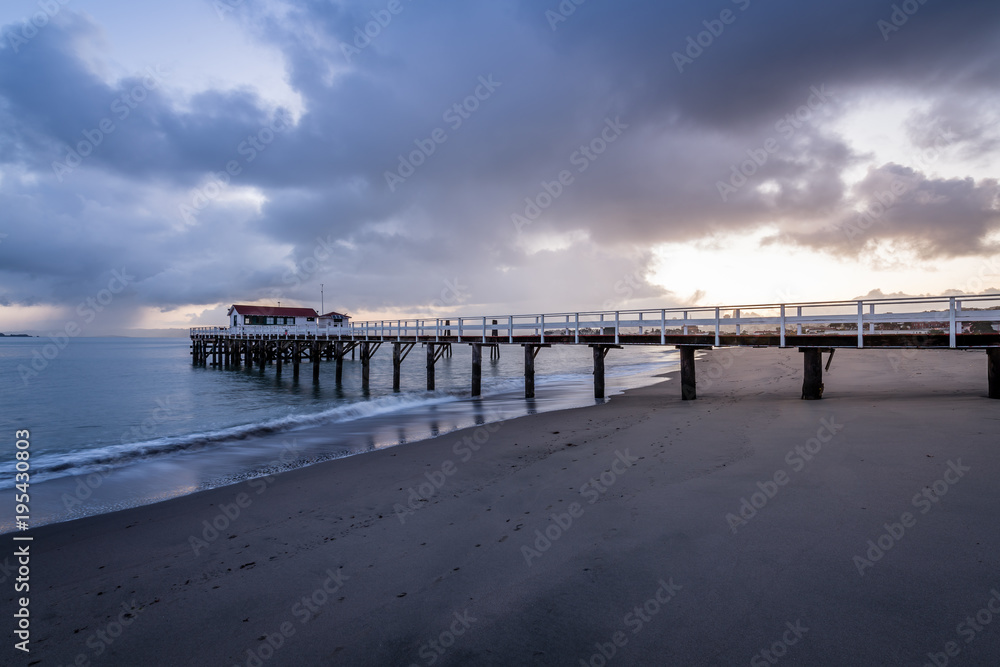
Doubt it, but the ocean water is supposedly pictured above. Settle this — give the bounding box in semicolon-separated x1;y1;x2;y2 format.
0;337;677;531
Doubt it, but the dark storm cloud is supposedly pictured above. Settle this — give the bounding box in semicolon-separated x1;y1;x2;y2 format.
773;163;1000;258
0;0;999;328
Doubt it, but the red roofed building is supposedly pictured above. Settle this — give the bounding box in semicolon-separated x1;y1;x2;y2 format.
227;304;318;329
224;304;351;333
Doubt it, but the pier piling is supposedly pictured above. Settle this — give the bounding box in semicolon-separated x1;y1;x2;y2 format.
425;343;447;391
524;345;535;399
472;344;482;397
361;342;370;388
989;348;999;399
360;342;381;390
523;344;549;399
392;343;414;392
335;341;344;383
590;345;621;399
801;348;825;400
678;347;698;400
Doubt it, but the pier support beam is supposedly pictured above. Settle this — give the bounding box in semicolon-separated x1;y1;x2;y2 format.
522;344;550;399
275;343;283;374
800;348;825;400
989;348;1000;399
392;343;415;392
292;342;300;378
333;342;358;385
676;346;711;400
335;342;344;383
590;345;622;399
471;344;482;397
360;342;382;390
680;347;696;400
311;343;320;381
361;342;370;389
426;343;448;391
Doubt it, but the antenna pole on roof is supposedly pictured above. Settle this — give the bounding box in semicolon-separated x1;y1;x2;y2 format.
321;284;324;315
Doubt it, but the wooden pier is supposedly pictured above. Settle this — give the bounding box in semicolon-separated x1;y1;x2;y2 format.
191;295;1000;400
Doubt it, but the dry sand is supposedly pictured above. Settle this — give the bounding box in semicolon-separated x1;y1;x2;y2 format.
16;347;1000;666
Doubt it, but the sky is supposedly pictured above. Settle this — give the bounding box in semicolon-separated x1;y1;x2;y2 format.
0;0;998;334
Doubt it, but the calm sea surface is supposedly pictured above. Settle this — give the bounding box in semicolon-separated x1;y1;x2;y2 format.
0;337;677;531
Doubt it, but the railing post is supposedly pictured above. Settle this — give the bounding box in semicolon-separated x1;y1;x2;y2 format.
614;311;620;345
436;319;440;343
682;311;688;336
797;307;803;335
715;307;721;347
541;314;545;343
508;315;514;344
482;316;487;343
735;309;741;336
869;304;875;334
458;317;463;341
949;297;957;348
660;309;666;345
575;313;580;344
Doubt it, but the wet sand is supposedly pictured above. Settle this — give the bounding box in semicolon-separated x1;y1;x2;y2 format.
19;347;1000;665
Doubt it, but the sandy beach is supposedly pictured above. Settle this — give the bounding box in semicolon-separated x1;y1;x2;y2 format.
17;347;1000;666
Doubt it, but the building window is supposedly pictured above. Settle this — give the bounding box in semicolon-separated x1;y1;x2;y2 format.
244;316;251;324
267;317;275;325
288;317;295;325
